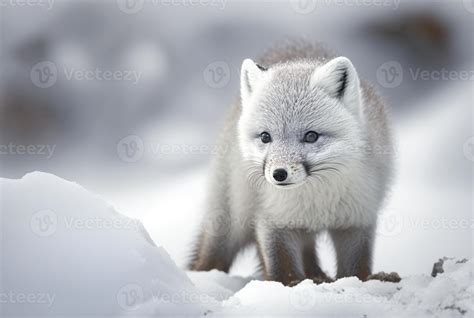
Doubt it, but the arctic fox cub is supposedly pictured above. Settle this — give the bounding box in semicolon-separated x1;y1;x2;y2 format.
189;41;393;286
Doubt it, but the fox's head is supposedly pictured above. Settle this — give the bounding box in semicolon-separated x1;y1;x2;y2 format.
237;57;367;189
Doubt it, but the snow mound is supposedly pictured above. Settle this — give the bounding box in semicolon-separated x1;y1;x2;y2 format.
0;172;209;316
214;259;473;317
2;172;472;317
187;270;252;302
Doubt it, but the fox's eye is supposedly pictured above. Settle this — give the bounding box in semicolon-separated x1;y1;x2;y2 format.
303;131;319;143
260;132;272;144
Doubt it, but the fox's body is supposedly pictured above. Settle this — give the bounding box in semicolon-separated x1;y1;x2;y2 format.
190;41;393;285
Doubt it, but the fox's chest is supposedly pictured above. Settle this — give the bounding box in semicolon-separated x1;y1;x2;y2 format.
260;184;376;230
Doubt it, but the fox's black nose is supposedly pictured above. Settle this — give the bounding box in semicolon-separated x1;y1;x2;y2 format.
273;169;288;182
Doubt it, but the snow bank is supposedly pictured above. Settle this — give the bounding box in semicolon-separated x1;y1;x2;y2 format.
187;270;252;302
0;172;210;316
2;172;471;317
209;259;472;317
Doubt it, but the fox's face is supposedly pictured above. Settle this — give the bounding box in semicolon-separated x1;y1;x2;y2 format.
238;57;366;189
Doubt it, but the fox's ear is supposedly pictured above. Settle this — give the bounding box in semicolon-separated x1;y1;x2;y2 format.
240;59;266;106
310;57;361;118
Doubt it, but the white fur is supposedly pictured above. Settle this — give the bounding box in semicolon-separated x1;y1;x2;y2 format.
195;50;392;276
310;56;362;120
240;59;266;108
187;36;397;286
234;57;391;232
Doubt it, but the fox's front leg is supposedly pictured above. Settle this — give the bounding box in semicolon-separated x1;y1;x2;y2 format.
256;224;305;286
189;231;234;272
302;233;332;283
329;226;375;280
189;210;239;272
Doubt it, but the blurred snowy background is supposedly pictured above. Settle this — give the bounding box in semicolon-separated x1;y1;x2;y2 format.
1;0;473;278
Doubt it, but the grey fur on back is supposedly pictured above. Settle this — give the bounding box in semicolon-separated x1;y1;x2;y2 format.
257;39;334;66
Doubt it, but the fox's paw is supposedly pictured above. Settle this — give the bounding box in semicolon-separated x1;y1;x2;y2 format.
310;273;334;284
288;279;305;287
366;271;401;283
288;276;334;287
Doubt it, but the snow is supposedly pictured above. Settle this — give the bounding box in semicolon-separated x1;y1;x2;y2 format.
186;270;251;302
208;259;473;317
1;172;472;317
373;79;473;276
0;172;208;316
